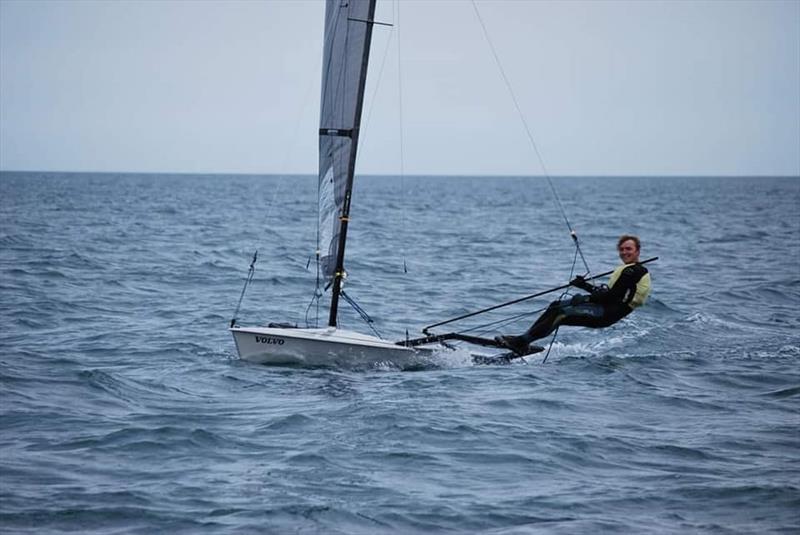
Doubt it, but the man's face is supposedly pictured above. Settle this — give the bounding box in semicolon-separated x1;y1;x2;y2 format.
618;239;640;264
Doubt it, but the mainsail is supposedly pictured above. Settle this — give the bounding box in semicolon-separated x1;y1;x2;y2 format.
318;0;376;326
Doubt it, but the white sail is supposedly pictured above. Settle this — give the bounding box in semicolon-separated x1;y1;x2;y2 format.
318;0;376;326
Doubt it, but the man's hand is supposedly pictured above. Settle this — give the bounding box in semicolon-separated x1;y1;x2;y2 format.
569;275;587;287
570;275;595;293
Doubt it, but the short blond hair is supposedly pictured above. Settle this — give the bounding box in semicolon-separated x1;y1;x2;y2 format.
617;234;641;250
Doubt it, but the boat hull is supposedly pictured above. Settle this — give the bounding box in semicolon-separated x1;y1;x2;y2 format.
230;326;435;369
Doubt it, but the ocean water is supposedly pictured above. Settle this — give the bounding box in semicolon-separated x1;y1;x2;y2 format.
1;172;798;534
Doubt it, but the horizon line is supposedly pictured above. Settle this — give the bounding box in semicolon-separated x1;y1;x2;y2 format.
2;169;798;179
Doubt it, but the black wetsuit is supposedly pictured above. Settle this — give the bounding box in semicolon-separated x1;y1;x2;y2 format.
517;263;650;343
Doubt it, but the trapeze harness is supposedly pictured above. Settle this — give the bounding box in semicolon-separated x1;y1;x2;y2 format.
522;263;652;342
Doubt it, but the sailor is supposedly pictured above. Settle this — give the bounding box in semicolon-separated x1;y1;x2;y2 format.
495;234;652;355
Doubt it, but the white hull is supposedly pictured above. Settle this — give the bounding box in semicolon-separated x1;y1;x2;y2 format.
230;325;435;369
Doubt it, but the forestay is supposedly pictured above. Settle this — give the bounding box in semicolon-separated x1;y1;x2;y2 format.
318;0;376;326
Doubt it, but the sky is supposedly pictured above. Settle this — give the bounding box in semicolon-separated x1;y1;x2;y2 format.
1;0;798;177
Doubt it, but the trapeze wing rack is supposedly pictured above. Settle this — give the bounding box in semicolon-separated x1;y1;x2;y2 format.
397;332;543;355
398;332;502;348
421;256;659;334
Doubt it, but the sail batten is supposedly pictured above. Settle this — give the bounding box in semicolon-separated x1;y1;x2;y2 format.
318;0;377;327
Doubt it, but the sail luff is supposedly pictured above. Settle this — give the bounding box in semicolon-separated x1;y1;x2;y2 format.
318;0;377;328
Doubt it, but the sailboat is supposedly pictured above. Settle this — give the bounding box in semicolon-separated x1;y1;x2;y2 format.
230;0;544;367
230;0;438;367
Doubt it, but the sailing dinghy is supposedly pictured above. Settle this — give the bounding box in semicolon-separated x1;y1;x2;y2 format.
230;0;434;367
229;0;659;367
230;0;540;367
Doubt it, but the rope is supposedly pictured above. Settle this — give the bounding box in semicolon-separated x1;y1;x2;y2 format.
341;290;383;339
469;0;591;275
541;326;559;364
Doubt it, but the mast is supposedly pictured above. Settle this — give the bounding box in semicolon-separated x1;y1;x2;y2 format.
318;0;377;328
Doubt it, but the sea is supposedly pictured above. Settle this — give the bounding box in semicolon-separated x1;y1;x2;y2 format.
1;172;798;534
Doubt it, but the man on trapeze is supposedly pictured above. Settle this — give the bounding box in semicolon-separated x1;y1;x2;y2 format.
495;235;652;356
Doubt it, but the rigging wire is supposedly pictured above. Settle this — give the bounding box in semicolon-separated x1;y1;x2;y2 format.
395;0;413;347
356;2;410;279
357;5;395;162
230;250;258;327
535;250;581;364
469;0;591;275
458;306;546;337
354;0;408;279
341;290;383;339
304;283;322;328
396;0;408;276
541;327;559;364
233;33;321;324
